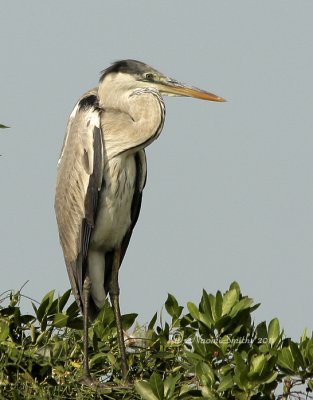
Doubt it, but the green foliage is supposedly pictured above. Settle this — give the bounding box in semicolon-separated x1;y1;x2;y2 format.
0;124;9;129
0;283;313;399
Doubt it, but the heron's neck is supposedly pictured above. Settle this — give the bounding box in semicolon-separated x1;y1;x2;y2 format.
98;77;165;159
98;74;135;111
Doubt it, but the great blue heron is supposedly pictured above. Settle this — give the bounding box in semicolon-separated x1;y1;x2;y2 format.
54;59;225;385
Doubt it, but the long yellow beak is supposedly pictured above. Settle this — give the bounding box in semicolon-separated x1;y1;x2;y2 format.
158;79;226;102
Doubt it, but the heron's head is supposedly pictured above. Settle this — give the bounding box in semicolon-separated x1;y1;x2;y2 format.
99;59;225;102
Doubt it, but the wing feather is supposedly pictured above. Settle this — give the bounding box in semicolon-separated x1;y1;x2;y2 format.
121;150;147;262
55;89;103;312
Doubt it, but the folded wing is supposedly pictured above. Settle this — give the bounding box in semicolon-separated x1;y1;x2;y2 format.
54;89;103;313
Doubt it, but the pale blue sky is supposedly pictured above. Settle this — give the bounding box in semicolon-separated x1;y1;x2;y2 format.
1;1;312;339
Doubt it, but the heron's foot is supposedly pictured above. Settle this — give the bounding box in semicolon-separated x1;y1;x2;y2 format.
78;374;112;392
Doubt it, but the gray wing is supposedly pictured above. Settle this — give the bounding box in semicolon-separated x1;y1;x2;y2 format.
54;89;103;313
121;150;146;262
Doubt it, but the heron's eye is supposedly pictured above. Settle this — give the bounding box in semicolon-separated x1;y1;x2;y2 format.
145;73;155;81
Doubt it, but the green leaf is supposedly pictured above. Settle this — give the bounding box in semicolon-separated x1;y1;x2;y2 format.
122;313;137;330
218;373;234;392
208;293;217;321
218;335;230;354
20;314;36;327
31;302;38;315
303;339;313;364
229;297;253;318
218;364;233;376
53;312;69;328
35;331;47;345
164;374;181;399
184;350;206;364
37;290;55;322
48;298;59;315
179;384;191;396
58;289;71;312
229;281;241;295
201;386;219;400
191;338;207;359
289;341;305;369
41;315;48;331
89;352;106;367
234;352;249;389
150;372;164;400
250;354;266;375
256;321;268;340
215;315;232;332
66;316;83;329
215;291;223;321
0;319;10;341
0;124;9;129
148;312;158;330
192;336;220;360
268;318;280;345
95;301;114;326
107;351;117;367
135;381;159;400
206;294;216;322
165;294;182;319
234;352;246;374
52;340;64;358
187;302;200;321
199;311;214;329
66;300;80;317
41;290;55;305
195;361;215;386
263;371;278;384
153;351;176;360
201;290;214;321
13;307;21;325
300;327;308;343
222;288;238;315
277;347;295;373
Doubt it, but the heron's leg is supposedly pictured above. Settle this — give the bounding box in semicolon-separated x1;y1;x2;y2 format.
79;275;113;391
109;249;128;379
80;275;93;384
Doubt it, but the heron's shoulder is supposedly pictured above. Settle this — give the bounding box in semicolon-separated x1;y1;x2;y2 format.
67;88;99;123
77;88;99;110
